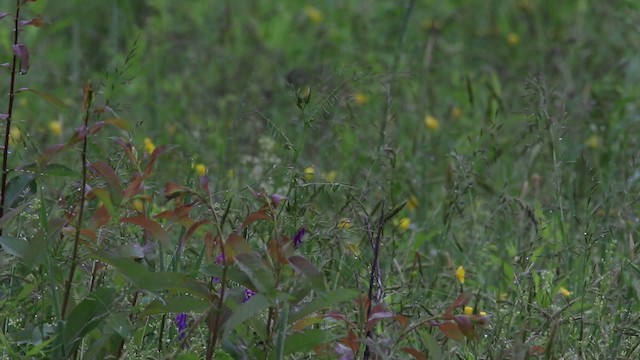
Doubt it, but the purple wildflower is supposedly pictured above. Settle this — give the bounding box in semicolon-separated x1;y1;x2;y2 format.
242;288;256;303
293;227;306;248
215;253;224;264
175;313;188;340
270;193;288;207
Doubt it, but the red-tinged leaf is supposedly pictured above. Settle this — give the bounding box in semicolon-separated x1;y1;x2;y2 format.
65;125;89;147
528;345;546;356
18;14;45;27
12;44;29;74
444;292;471;315
453;315;477;340
79;228;97;241
143;144;173;177
89;121;106;135
394;314;409;329
123;174;144;198
0;13;10;20
104;117;131;131
0;114;8;119
164;182;191;200
293;316;323;331
470;313;490;326
91;205;111;228
37;143;64;167
121;216;169;245
365;303;394;332
90;161;123;203
241;208;272;229
268;237;290;265
288;255;324;292
224;233;251;262
111;137;137;164
178;218;210;252
438;322;466;342
401;348;427;360
90;187;116;216
16;87;68;109
155;202;195;221
340;329;359;355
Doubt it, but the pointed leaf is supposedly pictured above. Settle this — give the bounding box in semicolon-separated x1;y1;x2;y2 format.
453;315;477;340
224;233;251;262
16;87;68;109
0;236;27;257
401;348;427;360
121;216;169;245
365;302;394;332
5;173;35;208
290;288;359;322
282;329;337;356
235;253;276;299
223;293;270;334
288;255;324;292
241;207;272;229
438;322;465;342
57;287;116;358
90;161;123;204
444;292;471;315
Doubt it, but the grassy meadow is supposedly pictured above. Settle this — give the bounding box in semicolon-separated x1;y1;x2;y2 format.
1;0;640;358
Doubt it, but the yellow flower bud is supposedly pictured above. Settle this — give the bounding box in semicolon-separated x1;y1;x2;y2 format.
194;163;207;176
455;266;465;284
464;306;473;315
143;137;156;154
304;166;315;181
424;115;440;130
49;120;63;137
337;218;353;230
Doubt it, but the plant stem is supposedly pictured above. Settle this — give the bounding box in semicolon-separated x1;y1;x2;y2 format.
0;0;22;236
60;82;93;319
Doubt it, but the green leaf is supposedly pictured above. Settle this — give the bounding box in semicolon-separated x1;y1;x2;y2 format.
235;253;276;299
56;287;116;358
288;255;325;293
104;312;132;339
92;250;211;300
142;295;211;316
0;197;31;230
289;288;359;323
22;218;64;267
421;330;442;360
0;236;27;257
5;173;36;208
223;293;270;334
281;329;337;356
45;163;79;177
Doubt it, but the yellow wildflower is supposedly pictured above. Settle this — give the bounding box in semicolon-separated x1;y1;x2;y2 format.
143;137;156;154
194;163;207;176
450;106;462;119
304;6;324;24
455;266;465;284
424;115;440;130
49;120;63;137
9;127;21;146
395;217;410;232
585;134;602;149
479;311;487;316
464;306;473;315
337;218;353;230
304;166;315;181
353;92;369;105
132;199;144;213
407;195;418;211
323;170;337;182
558;287;572;297
498;292;509;301
507;32;520;47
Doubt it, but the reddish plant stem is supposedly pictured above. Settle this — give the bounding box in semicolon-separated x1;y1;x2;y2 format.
0;0;22;236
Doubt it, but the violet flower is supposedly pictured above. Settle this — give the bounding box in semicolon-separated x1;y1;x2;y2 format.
175;313;188;340
293;227;306;248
